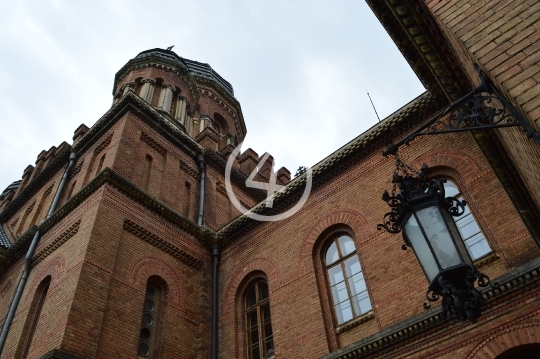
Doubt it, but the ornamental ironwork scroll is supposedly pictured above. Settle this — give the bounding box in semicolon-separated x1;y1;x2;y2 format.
384;67;540;156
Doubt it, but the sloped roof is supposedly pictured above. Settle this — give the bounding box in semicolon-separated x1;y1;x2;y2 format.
0;225;10;248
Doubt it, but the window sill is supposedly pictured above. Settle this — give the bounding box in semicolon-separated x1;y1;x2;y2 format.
335;311;375;334
474;251;499;269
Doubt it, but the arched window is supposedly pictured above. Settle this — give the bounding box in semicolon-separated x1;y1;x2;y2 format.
325;234;371;325
143;154;153;191
444;180;491;260
16;276;51;358
244;280;273;359
95;154;106;176
137;278;165;358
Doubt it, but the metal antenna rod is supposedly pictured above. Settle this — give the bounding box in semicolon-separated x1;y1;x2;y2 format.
366;89;381;122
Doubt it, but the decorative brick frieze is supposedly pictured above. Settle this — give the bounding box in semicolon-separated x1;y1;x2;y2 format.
123;219;203;269
180;160;200;180
31;219;81;267
68;159;84;180
93;132;113;156
140;131;167;156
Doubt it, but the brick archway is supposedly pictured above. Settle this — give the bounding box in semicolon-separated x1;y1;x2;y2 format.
299;209;372;274
466;322;540;359
410;150;484;184
23;255;65;307
127;255;185;309
222;257;281;318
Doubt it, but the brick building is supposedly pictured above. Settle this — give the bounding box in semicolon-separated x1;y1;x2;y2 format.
1;0;540;358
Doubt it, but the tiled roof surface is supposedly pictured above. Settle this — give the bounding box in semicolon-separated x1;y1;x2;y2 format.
0;225;10;248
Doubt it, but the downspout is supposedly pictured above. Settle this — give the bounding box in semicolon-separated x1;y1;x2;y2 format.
195;153;220;358
211;244;221;359
196;153;205;226
0;151;77;354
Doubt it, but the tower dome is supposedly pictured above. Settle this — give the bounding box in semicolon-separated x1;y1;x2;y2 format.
112;48;246;147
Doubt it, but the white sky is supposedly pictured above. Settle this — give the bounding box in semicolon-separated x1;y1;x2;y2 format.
0;0;425;190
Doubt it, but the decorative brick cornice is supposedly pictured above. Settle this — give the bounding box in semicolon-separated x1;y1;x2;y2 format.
123;219;203;270
366;0;471;101
319;257;540;359
39;168;215;247
31;219;81;267
0;146;71;223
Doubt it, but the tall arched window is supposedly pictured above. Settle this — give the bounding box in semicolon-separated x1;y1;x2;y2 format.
143;154;153;191
16;276;51;358
244;280;273;359
137;278;165;358
444;180;491;260
325;234;371;325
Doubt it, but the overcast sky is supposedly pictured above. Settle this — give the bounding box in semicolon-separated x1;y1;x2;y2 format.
0;0;425;190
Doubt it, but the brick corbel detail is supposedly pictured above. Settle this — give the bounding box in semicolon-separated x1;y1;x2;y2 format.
32;219;81;267
276;167;291;185
238;148;259;176
195;126;219;150
123;219;203;270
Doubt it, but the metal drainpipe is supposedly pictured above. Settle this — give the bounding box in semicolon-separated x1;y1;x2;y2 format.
211;244;221;359
196;153;205;226
194;153;221;358
0;151;77;355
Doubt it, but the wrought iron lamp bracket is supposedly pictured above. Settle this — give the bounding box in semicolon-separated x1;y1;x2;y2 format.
383;67;540;156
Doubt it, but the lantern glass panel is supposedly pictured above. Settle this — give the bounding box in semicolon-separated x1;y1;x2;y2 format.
415;206;461;269
405;215;439;281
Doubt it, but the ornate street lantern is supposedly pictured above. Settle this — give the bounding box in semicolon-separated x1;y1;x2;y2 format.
378;160;492;323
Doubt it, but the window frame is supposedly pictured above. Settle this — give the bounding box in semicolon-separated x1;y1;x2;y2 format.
439;177;493;261
243;279;274;359
322;230;372;327
137;277;166;359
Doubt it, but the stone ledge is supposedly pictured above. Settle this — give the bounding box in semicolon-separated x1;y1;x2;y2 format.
335;311;375;334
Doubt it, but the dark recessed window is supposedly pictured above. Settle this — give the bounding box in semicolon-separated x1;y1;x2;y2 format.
137;282;162;358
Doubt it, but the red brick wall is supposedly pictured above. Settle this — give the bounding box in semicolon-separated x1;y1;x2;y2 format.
218;123;536;357
426;0;540;214
0;187;103;358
